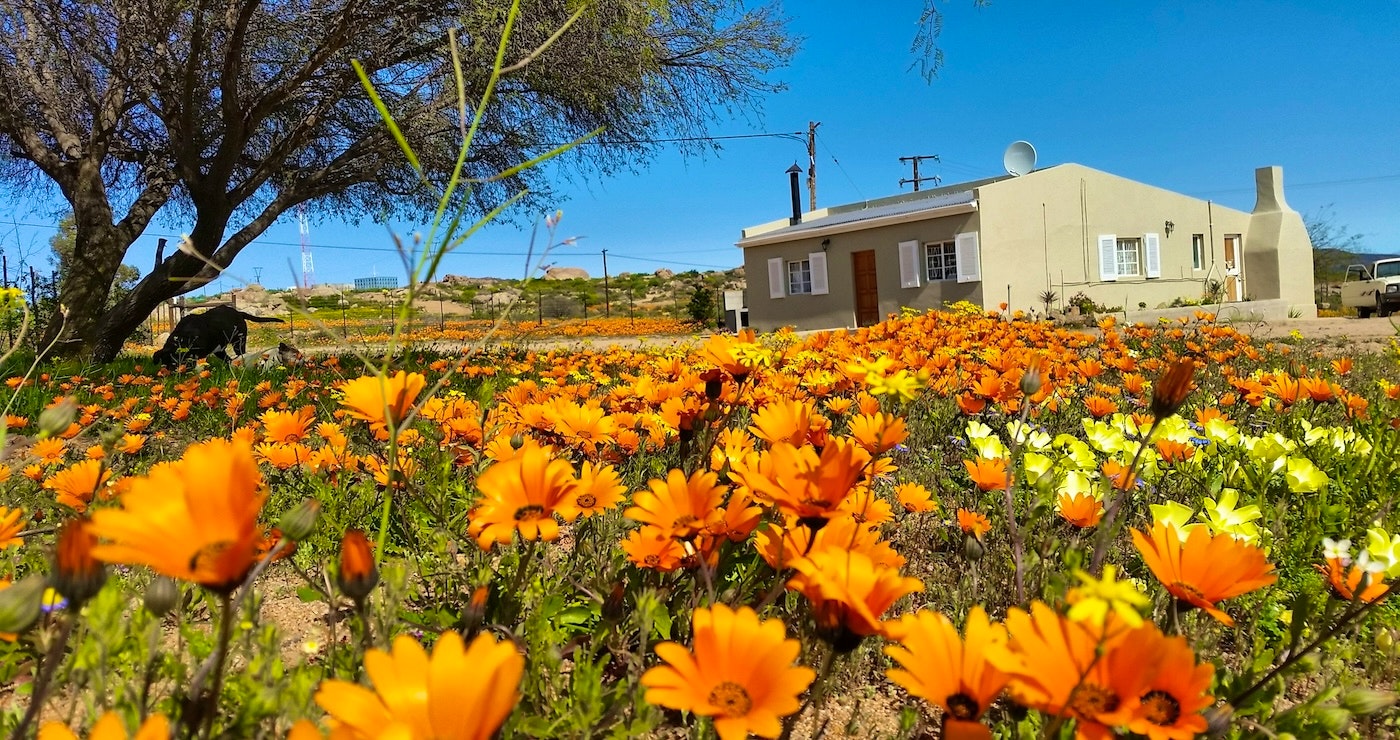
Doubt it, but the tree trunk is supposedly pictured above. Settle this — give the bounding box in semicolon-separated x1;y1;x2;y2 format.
37;170;134;358
88;211;237;363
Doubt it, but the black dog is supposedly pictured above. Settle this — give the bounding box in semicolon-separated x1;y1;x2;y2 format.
153;305;287;369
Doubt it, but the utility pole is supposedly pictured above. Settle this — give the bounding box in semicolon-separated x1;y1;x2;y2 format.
899;155;941;191
806;121;821;211
601;249;610;318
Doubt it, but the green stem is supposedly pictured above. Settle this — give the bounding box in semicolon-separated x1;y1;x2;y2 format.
198;592;237;740
11;616;75;740
1228;589;1391;709
1089;416;1163;575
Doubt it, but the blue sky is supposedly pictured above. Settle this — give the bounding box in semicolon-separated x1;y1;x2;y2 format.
5;1;1399;291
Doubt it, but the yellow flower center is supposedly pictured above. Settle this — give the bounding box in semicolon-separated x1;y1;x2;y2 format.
1069;683;1120;718
946;692;980;720
514;505;546;522
575;493;597;509
1140;690;1182;726
708;681;753;718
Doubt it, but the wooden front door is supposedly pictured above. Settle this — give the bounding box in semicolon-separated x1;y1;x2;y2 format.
852;250;879;327
1223;235;1242;301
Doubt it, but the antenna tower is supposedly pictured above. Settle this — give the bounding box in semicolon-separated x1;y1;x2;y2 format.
298;204;314;289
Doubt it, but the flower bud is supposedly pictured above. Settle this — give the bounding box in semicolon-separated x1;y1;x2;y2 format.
462;585;488;635
509;433;525;450
1203;705;1234;738
1151;359;1196;419
1315;707;1352;735
1340;689;1397;715
278;499;321;542
144;577;181;617
1019;353;1044;397
337;529;379;603
601;582;626;622
38;398;78;440
963;533;985;562
0;575;46;635
51;518;106;607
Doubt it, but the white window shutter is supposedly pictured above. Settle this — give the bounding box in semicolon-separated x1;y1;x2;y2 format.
1144;233;1161;279
808;252;829;295
955;232;981;283
1098;234;1118;282
898;240;921;289
767;257;785;299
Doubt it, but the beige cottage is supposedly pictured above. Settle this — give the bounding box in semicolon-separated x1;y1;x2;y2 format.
737;163;1315;331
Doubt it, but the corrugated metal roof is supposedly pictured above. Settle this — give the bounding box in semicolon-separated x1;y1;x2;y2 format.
745;173;1012;241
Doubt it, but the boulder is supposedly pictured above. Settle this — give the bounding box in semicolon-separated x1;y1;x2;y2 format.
544;266;590;281
654;268;674;280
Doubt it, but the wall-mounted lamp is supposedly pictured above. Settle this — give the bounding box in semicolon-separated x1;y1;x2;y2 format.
821;238;831;252
1164;220;1175;237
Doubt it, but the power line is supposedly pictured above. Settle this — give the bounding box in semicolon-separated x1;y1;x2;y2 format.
817;133;867;201
606;253;734;270
557;131;806;147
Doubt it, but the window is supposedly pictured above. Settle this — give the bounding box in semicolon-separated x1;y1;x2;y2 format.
925;241;958;281
1115;238;1142;277
787;258;812;295
1191;234;1205;270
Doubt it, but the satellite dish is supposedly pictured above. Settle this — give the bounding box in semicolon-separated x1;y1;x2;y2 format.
1003;141;1037;176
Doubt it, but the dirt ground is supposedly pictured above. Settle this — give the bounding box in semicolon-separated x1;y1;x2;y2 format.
1223;315;1399;353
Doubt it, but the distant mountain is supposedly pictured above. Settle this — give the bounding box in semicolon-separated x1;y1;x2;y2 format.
1356;252;1400;262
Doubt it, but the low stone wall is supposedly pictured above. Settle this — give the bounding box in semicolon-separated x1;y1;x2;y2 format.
1120;298;1317;325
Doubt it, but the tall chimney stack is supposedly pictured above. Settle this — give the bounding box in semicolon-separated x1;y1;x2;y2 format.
786;163;802;225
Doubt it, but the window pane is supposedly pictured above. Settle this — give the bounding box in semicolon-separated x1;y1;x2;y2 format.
925;242;958;281
1116;239;1140;276
787;259;811;294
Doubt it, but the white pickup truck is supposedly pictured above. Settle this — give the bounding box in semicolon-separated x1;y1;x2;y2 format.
1342;258;1400;318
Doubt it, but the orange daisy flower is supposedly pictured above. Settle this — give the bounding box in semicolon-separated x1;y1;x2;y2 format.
557;461;626;519
622;526;687;572
313;631;522;740
624;469;727;540
0;506;27;550
787;548;924;651
1131;522;1277;626
38;712;171;740
884;607;1008;739
1317;556;1390;603
1126;633;1215;740
339;371;427;428
754;518;905;571
988;603;1167;735
90;438;267;593
32;437;67;464
115;434;146;455
1083;396;1118;419
748;399;815;447
260;406;316;444
1055;491;1104;528
467;440;577;549
847;412;909;455
963;457;1009;492
957;509;991;540
641;604;815;740
896;483;937;513
45;460;112;513
730;439;870;523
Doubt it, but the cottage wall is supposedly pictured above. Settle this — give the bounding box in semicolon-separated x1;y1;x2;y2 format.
977;164;1254;314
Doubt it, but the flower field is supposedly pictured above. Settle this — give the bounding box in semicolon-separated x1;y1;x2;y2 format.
2;306;1400;739
138;315;698;353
